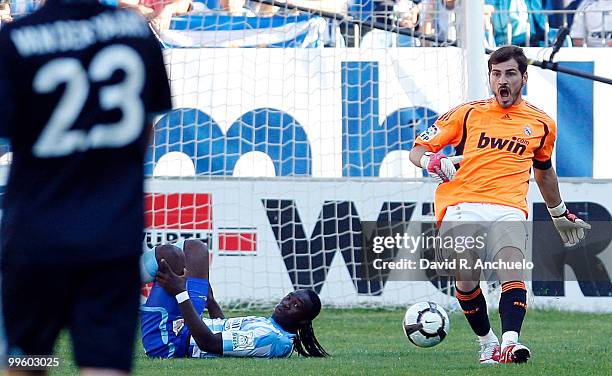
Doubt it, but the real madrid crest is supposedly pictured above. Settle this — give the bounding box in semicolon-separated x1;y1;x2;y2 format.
524;125;532;136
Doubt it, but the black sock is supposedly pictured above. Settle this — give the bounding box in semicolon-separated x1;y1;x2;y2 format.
456;285;490;337
499;281;527;334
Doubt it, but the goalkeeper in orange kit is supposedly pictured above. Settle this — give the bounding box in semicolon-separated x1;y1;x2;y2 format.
409;45;590;365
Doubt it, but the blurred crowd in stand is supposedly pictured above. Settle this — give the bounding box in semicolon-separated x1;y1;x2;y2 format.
0;0;610;47
346;0;611;47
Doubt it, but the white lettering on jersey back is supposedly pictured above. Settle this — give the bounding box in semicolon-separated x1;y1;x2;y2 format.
10;10;149;57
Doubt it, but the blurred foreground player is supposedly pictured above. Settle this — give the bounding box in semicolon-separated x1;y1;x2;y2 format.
0;1;172;373
409;45;590;365
141;239;328;358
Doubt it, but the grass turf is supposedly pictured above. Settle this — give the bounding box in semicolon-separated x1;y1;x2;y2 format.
50;309;610;376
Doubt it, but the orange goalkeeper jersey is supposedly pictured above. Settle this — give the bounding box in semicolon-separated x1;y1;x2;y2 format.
414;98;557;223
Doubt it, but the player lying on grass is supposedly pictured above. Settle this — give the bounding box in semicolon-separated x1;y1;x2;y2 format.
140;239;328;358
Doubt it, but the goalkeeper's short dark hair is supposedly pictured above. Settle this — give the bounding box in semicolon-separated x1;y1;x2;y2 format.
488;45;528;75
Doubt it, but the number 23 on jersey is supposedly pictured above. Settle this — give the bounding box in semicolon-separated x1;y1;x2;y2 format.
32;44;145;158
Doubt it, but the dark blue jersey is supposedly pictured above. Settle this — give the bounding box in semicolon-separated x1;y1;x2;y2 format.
0;0;172;266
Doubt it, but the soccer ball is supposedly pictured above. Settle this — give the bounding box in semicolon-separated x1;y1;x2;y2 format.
402;302;450;348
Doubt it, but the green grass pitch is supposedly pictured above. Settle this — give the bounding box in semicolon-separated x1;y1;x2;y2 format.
50;309;610;376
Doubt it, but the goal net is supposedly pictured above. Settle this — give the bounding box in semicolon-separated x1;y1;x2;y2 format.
144;8;468;309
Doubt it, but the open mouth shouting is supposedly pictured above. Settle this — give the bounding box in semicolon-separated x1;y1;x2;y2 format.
498;86;513;105
498;86;511;102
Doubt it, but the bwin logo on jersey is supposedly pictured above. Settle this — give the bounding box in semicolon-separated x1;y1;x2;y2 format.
477;132;529;155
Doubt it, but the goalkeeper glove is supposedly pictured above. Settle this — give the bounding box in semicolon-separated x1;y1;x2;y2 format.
547;201;591;247
419;152;463;183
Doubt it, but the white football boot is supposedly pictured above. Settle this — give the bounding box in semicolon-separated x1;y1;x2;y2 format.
479;342;501;364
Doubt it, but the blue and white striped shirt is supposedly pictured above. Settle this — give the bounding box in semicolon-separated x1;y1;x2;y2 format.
189;316;295;358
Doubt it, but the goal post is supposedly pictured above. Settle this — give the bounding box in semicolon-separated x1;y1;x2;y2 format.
145;45;468;309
